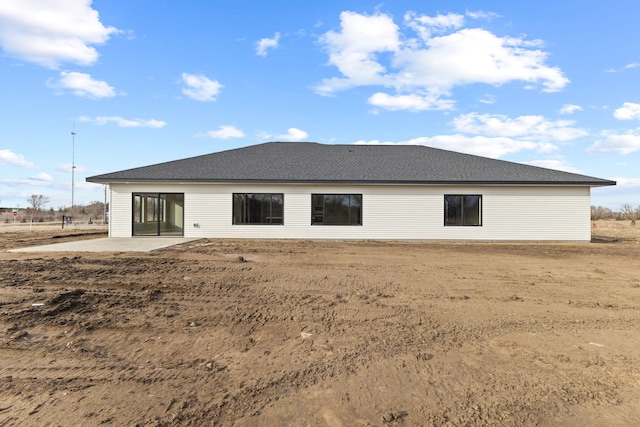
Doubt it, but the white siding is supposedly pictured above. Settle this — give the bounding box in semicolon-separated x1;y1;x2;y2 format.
110;185;132;237
109;183;592;241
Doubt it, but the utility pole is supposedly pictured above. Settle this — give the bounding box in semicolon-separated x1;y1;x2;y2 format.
71;126;76;207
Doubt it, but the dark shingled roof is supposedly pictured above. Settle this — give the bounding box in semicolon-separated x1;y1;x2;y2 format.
87;142;616;186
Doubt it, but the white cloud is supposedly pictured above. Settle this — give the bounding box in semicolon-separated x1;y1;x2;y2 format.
57;163;87;173
29;172;53;182
49;71;115;98
76;180;102;190
610;177;640;187
587;130;640;154
605;63;640;73
559;104;582;115
355;135;538;158
465;10;501;20
394;28;566;92
315;11;400;95
613;102;640;120
0;177;54;187
181;73;223;101
0;149;34;168
256;32;280;56
451;113;588;141
79;116;166;128
206;125;245;139
404;11;464;40
477;94;496;104
593;177;640;207
315;11;568;110
368;92;455;111
522;159;582;173
0;0;120;68
352;110;593;159
274;128;308;141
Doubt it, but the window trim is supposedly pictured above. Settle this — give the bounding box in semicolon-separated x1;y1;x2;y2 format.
232;193;284;225
444;194;482;227
311;193;363;226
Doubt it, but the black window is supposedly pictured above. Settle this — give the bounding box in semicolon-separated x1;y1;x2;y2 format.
444;195;482;226
233;193;283;225
312;194;362;225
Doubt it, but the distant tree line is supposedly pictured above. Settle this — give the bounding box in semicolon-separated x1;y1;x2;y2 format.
1;195;108;224
591;204;640;221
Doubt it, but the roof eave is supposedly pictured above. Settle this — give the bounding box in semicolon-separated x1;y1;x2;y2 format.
87;177;617;186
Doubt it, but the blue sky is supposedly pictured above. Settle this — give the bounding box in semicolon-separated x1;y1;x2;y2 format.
0;0;638;210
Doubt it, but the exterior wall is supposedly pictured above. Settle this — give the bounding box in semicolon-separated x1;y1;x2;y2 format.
109;183;592;241
109;185;132;237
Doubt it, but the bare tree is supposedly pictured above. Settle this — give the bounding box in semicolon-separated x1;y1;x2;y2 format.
26;194;50;224
591;205;614;220
621;204;636;220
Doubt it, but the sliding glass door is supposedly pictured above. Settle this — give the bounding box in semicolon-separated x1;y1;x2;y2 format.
133;193;184;236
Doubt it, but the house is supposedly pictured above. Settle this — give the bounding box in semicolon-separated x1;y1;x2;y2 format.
86;142;615;241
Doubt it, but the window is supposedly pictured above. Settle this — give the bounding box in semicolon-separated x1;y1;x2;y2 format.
233;193;283;224
132;193;184;236
444;195;482;226
312;194;362;225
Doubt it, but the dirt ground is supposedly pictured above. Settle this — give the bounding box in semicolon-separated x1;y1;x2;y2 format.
1;221;639;426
